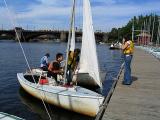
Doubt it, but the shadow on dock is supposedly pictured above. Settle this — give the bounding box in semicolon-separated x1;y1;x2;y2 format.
131;76;138;82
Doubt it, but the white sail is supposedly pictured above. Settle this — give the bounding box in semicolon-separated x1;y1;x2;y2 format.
79;0;101;87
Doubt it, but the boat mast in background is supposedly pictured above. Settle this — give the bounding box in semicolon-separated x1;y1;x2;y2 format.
132;18;134;41
151;14;156;43
156;17;160;46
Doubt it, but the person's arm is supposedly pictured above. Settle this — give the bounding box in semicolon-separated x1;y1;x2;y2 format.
121;42;129;50
48;62;52;71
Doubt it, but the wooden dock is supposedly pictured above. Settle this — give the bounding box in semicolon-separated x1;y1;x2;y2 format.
99;48;160;120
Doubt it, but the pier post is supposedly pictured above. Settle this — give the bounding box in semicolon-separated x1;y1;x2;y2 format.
15;27;23;42
60;31;67;42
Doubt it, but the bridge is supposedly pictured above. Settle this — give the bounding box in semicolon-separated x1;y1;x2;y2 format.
0;27;108;42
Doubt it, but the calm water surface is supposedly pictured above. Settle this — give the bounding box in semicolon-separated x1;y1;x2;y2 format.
0;41;123;120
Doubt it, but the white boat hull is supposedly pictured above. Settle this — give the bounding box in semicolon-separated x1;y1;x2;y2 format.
0;112;24;120
17;73;104;117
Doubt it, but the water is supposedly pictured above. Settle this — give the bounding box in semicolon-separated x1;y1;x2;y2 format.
0;41;123;120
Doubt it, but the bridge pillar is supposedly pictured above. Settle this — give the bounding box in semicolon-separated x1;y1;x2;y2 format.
15;27;23;42
60;31;67;42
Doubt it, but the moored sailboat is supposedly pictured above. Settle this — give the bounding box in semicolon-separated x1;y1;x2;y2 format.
17;0;104;117
17;72;103;117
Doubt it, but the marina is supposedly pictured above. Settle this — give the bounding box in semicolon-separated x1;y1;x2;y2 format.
99;48;160;120
0;0;160;120
0;42;123;120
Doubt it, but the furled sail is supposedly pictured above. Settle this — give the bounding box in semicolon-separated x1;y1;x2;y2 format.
70;9;75;51
64;0;76;83
79;0;102;87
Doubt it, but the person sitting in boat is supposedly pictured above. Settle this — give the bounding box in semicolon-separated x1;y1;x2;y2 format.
48;53;64;82
67;48;81;85
40;53;50;71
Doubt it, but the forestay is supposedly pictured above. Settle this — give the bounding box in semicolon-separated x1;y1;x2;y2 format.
79;0;102;87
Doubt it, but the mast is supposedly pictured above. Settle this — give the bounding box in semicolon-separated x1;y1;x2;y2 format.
140;24;143;45
64;0;76;84
142;21;145;45
157;17;160;46
1;24;3;30
144;20;146;45
151;14;156;43
132;19;134;41
118;28;119;42
148;15;152;34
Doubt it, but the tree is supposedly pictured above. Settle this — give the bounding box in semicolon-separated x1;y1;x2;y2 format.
108;14;160;44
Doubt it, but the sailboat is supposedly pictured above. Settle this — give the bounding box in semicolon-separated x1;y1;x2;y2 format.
17;0;104;117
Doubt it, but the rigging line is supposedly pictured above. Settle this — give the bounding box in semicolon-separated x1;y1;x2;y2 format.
3;0;52;119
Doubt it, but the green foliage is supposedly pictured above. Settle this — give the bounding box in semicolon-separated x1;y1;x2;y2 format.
108;14;160;43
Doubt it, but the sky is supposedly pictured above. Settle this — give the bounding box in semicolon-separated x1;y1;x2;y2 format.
0;0;160;31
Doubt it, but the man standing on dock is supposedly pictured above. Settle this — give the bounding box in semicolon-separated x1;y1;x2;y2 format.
121;37;134;85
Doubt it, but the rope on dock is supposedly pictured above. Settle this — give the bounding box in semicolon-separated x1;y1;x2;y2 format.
95;63;124;120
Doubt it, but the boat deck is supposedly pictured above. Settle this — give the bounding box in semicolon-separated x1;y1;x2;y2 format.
100;48;160;120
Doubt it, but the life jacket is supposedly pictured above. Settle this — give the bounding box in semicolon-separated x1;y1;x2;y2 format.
68;51;74;66
68;58;76;70
70;56;78;70
48;61;60;72
68;51;80;70
124;40;134;54
68;52;76;69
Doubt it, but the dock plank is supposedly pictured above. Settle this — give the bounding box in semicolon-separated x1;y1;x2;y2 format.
102;48;160;120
